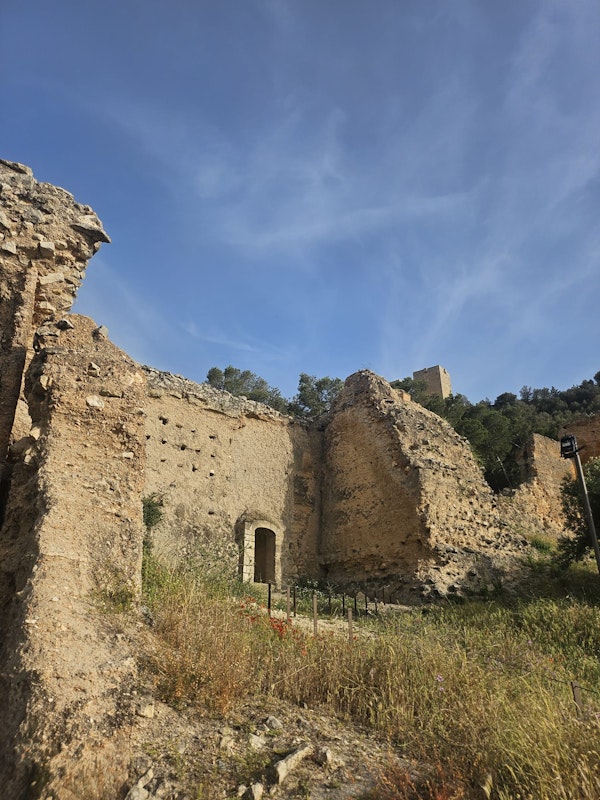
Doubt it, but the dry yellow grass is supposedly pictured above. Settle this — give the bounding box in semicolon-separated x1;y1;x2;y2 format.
141;559;600;799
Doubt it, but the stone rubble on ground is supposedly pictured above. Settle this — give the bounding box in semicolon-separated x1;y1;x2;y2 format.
120;695;399;799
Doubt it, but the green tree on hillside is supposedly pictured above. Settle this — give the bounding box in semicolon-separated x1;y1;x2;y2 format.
393;371;600;492
288;374;344;418
205;366;288;412
205;366;344;417
391;376;429;404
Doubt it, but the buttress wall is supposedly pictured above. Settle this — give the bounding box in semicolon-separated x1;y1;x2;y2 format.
321;371;528;600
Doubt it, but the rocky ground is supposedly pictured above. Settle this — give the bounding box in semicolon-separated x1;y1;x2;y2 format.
115;610;413;800
123;693;408;800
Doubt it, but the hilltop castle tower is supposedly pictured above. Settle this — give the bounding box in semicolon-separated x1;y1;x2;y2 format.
413;365;452;399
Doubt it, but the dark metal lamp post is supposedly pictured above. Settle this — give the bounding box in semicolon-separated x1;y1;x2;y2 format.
560;435;600;575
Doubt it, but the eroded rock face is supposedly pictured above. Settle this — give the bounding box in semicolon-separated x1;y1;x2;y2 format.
0;158;110;467
0;316;146;798
321;371;528;600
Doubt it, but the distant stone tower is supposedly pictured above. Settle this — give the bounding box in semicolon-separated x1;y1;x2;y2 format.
413;365;452;399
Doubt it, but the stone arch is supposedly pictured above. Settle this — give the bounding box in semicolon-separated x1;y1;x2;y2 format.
236;514;282;586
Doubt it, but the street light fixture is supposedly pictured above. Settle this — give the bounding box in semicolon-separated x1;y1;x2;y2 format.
560;434;578;459
560;435;600;575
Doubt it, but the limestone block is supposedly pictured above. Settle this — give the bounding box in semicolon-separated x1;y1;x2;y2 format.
269;743;313;784
38;241;56;258
38;270;63;285
86;394;105;409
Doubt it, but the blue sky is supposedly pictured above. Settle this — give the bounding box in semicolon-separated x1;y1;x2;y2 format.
1;0;599;403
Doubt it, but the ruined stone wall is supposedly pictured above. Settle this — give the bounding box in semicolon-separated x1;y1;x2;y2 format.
0;315;146;797
321;371;527;600
497;433;575;540
143;368;322;584
561;415;600;464
0;159;110;467
142;368;532;600
516;432;568;484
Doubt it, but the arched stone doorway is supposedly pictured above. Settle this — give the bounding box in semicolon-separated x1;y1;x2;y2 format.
253;527;276;583
237;516;282;586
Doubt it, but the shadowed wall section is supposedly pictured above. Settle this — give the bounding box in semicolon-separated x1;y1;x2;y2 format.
0;316;146;797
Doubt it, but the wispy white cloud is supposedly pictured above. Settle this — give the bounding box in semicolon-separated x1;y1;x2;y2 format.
181;320;256;353
94;68;481;268
496;1;600;230
73;256;173;367
36;0;600;398
180;319;301;376
398;0;600;367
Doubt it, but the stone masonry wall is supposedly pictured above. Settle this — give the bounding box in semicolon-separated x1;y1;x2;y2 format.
412;365;452;399
0;315;147;797
498;433;575;540
496;425;600;543
0;159;110;469
321;371;528;600
561;415;600;465
143;368;322;584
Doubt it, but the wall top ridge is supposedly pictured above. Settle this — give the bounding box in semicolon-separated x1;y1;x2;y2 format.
143;365;300;424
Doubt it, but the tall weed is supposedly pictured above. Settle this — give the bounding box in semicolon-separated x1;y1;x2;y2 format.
141;559;600;799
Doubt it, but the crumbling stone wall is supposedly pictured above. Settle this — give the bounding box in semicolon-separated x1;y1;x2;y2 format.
320;371;528;600
561;415;600;465
516;433;569;484
0;159;110;468
496;433;575;540
0;315;146;797
143;368;322;584
142;370;534;601
0;158;141;798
